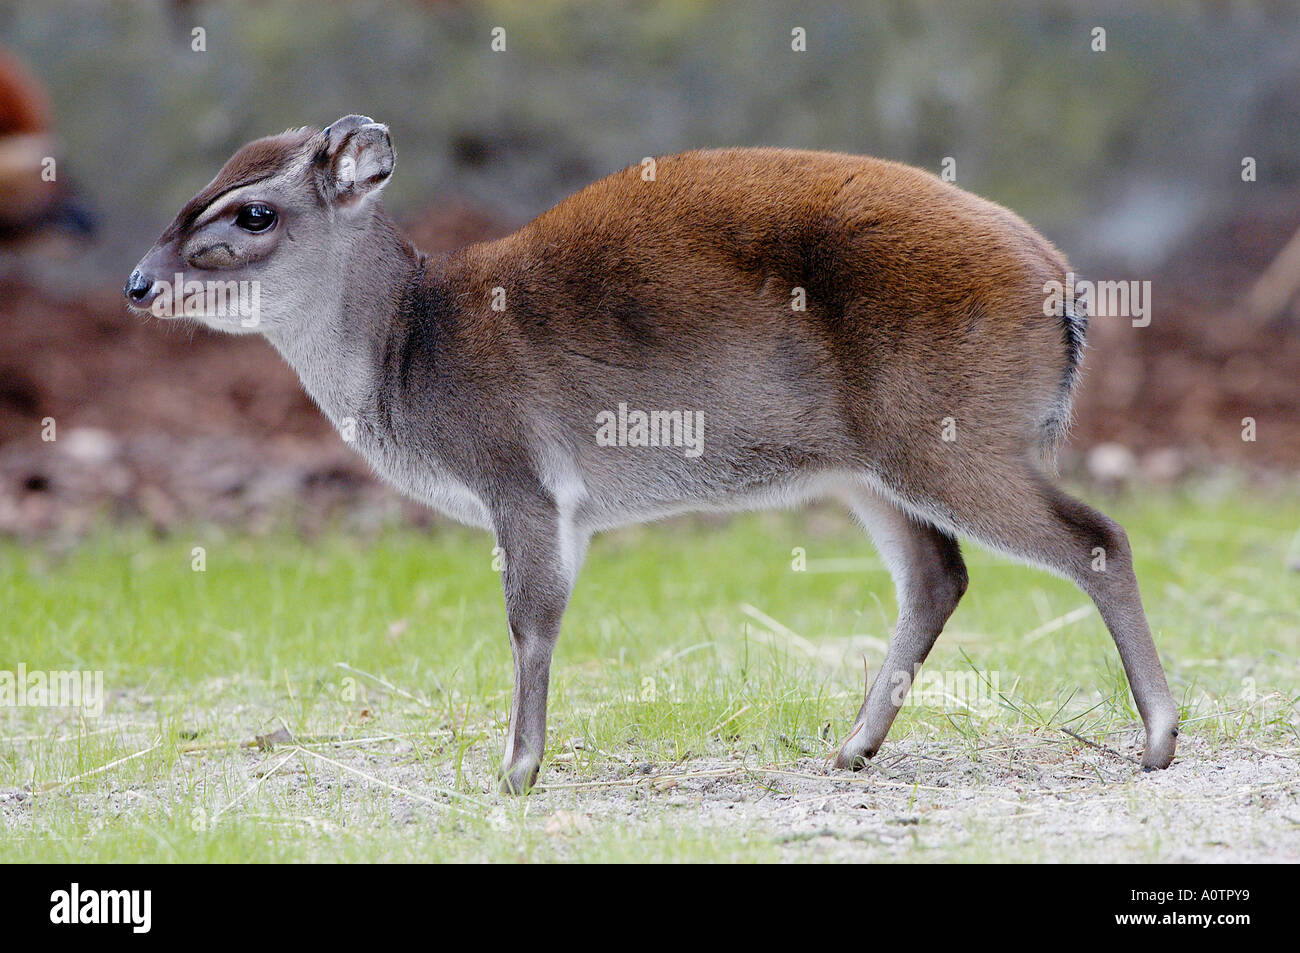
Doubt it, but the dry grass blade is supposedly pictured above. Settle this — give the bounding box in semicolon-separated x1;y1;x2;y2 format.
1059;727;1141;766
210;750;297;825
31;738;162;795
289;745;485;814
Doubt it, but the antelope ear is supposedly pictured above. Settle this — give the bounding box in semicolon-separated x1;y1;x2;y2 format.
317;115;394;208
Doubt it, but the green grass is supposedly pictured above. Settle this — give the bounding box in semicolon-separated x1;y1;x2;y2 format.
1;481;1297;862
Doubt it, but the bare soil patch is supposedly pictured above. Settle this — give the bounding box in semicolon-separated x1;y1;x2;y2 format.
6;730;1296;862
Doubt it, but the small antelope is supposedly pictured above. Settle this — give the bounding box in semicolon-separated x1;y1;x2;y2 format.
126;116;1178;792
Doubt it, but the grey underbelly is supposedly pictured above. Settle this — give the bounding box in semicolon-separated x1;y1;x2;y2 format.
358;438;492;530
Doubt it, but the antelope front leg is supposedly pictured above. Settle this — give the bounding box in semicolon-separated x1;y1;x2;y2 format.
493;495;578;794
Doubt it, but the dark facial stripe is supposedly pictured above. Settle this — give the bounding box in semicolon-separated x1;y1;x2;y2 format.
162;127;318;242
174;171;279;234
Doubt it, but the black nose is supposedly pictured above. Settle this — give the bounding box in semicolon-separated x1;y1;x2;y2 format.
125;269;153;303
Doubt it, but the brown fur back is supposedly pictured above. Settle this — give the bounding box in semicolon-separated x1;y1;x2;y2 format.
435;148;1079;500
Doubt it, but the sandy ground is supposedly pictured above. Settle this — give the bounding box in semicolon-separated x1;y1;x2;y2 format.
6;728;1297;863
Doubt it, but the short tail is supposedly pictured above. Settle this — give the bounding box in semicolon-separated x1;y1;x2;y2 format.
1036;295;1089;468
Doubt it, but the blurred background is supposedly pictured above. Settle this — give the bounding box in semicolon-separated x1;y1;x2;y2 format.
1;0;1297;538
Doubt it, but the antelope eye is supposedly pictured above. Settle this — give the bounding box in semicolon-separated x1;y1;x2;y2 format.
234;202;277;232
